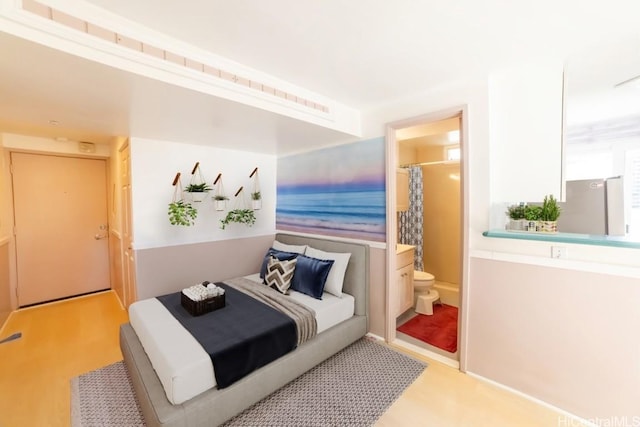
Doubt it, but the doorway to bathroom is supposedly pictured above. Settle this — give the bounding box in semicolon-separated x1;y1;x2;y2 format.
385;107;468;368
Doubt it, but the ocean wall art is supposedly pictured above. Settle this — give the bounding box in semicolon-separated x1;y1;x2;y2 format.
276;137;386;242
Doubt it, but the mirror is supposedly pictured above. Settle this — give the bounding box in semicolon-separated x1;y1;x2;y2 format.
563;39;640;239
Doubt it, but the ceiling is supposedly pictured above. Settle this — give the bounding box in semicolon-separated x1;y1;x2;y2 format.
1;0;640;154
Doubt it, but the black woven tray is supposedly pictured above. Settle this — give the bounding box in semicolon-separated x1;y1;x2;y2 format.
180;285;225;316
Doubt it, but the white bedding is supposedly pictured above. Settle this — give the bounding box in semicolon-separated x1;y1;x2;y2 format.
129;274;355;405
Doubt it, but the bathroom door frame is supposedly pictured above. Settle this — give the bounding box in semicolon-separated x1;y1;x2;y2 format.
384;105;470;372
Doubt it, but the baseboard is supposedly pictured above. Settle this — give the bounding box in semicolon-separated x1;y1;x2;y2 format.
465;371;596;427
392;338;460;368
0;310;15;338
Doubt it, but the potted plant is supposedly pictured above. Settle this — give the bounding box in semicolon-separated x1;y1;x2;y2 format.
220;208;256;230
184;182;212;202
168;200;198;226
213;194;229;211
506;203;526;231
524;205;543;232
539;194;561;233
251;191;262;210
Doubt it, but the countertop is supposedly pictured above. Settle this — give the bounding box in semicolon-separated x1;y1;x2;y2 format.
396;244;415;254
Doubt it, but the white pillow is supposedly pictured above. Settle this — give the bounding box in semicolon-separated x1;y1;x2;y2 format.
305;247;351;298
272;240;307;254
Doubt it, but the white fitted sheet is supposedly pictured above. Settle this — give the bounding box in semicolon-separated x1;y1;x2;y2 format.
129;275;355;405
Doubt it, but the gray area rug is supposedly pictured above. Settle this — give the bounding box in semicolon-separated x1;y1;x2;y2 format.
71;338;426;427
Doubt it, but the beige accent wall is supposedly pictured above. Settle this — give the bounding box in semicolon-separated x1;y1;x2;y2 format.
398;143;417;166
416;144;446;163
368;246;387;337
467;257;640;419
135;233;387;338
421;162;461;284
134;235;275;300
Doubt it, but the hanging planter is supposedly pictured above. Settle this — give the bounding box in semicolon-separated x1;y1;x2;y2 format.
212;173;229;211
220;208;256;229
250;167;262;210
251;191;262;210
168;200;198;226
168;173;198;226
184;162;211;202
220;186;256;229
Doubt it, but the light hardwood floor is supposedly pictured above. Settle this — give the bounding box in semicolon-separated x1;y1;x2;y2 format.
0;291;582;427
0;291;128;427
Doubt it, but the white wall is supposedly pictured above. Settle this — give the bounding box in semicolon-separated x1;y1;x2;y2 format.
130;137;277;249
489;61;564;206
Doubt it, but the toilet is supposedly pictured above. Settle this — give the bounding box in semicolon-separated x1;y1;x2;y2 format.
414;270;440;315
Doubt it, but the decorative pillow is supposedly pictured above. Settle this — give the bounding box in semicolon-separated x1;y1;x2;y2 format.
305;247;351;298
259;248;299;279
265;256;297;295
290;254;334;300
272;240;307;255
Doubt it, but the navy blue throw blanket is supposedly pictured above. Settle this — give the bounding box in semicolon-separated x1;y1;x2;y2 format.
156;282;297;388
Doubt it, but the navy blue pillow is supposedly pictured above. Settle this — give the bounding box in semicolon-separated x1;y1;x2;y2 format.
290;255;334;299
260;248;299;280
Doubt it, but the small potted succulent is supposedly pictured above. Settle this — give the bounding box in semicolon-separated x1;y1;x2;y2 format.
251;191;262;210
213;194;229;211
168;200;198;226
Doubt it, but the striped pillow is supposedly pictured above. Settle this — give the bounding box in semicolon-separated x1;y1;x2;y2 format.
265;256;297;294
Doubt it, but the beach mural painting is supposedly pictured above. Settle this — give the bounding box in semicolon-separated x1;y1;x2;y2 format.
276;137;386;242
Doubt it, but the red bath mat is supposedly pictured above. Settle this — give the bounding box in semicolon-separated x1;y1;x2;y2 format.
397;304;458;353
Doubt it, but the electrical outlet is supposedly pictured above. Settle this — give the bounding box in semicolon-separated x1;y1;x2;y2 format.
551;246;567;259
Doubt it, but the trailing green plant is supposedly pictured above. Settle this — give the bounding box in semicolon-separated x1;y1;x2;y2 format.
524;205;543;221
506;203;526;220
168;200;198;226
540;194;561;221
185;183;212;193
251;191;261;201
213;194;229;201
220;208;256;229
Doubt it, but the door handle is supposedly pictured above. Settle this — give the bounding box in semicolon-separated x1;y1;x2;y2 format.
94;234;107;240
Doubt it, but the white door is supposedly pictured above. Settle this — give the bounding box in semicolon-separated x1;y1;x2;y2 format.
11;152;110;306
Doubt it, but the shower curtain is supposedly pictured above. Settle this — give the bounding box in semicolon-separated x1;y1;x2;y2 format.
399;166;424;271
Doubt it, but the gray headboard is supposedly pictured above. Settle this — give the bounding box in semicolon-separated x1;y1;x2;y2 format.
275;233;369;319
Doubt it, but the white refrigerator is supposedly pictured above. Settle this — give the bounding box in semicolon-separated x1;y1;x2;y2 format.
557;177;626;235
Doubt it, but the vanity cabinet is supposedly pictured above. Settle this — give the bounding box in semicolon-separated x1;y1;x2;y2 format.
395;246;414;317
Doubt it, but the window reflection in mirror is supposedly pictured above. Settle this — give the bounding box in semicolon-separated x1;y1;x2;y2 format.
564;41;640;239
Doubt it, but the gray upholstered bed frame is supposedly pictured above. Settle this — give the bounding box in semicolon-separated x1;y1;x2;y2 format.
120;233;370;427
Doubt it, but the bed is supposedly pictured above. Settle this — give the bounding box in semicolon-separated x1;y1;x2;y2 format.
119;233;370;427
